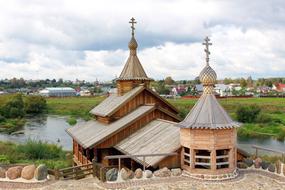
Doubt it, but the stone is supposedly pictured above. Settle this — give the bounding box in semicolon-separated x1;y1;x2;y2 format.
237;162;247;169
106;168;118;181
34;164;48;180
153;167;171;177
7;166;23;180
254;157;262;168
261;161;270;170
244;158;253;167
134;168;143;179
0;167;6;178
275;160;282;174
268;164;275;173
21;165;36;180
120;168;134;180
171;168;182;176
145;170;152;178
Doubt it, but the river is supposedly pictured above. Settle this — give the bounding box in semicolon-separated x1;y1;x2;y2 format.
0;116;284;155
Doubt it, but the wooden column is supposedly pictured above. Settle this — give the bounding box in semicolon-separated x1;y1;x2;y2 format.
190;148;195;170
211;149;216;172
229;148;234;168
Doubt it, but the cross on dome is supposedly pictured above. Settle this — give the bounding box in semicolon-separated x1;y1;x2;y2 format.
129;17;137;36
202;36;212;66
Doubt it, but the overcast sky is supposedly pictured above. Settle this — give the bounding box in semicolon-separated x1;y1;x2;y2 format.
0;0;285;81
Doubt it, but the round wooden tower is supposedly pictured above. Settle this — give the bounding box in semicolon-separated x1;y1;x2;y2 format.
177;37;240;178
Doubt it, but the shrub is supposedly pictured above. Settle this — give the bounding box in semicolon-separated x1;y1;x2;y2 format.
0;94;24;118
255;113;272;123
236;105;261;123
24;96;47;114
17;139;65;160
0;114;5;122
67;117;77;125
277;128;285;141
0;155;10;164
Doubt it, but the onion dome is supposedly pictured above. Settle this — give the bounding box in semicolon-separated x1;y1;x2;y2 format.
128;36;138;50
199;65;217;86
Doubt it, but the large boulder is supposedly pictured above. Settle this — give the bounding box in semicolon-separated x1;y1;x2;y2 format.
34;164;48;180
254;157;262;168
244;158;253;167
106;168;118;181
153;167;171;178
134;168;143;179
145;170;152;178
21;165;36;180
7;166;23;180
268;164;275;173
237;162;247;169
171;168;182;176
261;161;270;170
275;160;282;174
120;168;134;180
0;167;6;178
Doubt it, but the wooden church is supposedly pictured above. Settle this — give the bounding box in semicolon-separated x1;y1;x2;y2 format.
67;18;182;170
67;18;244;177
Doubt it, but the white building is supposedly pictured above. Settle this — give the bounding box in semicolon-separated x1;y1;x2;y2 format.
39;87;76;97
214;84;231;96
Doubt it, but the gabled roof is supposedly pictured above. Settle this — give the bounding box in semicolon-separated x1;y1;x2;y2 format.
90;85;179;117
177;94;240;129
90;86;145;117
67;105;155;148
115;119;180;167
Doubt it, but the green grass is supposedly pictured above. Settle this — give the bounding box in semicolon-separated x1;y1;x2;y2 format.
0;140;72;169
67;117;77;125
0;118;26;134
46;96;105;120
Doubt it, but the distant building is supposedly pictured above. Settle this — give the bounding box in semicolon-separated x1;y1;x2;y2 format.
39;87;76;97
80;89;91;96
214;84;231;96
272;83;285;92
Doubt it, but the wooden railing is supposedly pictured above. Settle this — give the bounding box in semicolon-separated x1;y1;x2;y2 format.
252;145;285;162
54;163;93;180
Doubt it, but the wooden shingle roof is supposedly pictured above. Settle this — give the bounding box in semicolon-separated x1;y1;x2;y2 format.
115;119;180;167
90;85;179;117
67;105;155;148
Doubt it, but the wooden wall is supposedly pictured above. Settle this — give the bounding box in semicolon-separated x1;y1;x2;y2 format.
158;148;181;169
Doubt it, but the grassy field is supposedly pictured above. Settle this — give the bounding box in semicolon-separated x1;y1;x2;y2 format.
46;96;285;140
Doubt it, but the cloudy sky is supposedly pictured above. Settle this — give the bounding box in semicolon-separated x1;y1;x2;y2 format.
0;0;285;81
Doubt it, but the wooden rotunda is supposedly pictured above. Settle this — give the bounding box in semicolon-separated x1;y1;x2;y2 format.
177;37;241;176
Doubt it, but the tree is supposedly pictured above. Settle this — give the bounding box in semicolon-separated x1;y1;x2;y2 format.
164;76;175;85
247;76;253;87
240;78;247;88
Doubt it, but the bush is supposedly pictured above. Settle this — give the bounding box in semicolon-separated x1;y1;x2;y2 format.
0;154;10;164
67;117;77;125
0;114;5;122
255;113;272;123
24;96;47;114
236;105;261;123
17;139;65;160
0;94;24;118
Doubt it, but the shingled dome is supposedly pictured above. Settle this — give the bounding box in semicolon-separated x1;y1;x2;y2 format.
177;36;240;130
117;19;152;81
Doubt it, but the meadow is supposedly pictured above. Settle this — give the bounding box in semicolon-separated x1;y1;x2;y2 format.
47;96;285;140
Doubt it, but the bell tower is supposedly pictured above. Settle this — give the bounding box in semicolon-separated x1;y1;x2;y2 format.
117;18;152;96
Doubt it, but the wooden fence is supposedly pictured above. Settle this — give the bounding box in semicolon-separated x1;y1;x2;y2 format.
252;145;285;162
53;163;93;180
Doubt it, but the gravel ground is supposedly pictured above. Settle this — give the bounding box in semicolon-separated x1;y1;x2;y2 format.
1;171;284;190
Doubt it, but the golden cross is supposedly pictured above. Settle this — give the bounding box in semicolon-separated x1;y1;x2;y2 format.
202;36;212;66
129;17;137;36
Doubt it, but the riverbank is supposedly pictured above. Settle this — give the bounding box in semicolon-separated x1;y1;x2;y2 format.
46;96;285;139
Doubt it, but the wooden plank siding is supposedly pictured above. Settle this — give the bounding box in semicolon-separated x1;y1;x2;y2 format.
158;148;181;169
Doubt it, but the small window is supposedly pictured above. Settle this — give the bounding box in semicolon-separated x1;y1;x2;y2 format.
183;147;191;166
216;149;230;169
194;149;211;169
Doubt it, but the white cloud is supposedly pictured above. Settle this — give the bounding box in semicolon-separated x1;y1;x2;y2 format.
0;0;285;81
